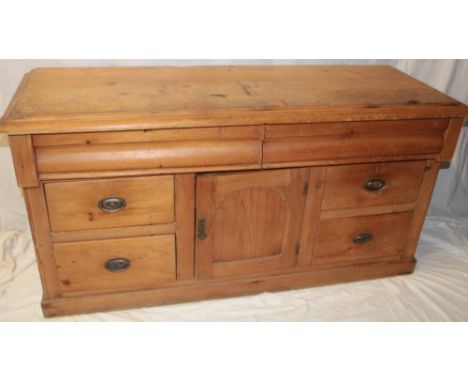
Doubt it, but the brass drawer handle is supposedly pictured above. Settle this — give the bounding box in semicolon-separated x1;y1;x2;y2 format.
352;232;373;244
98;196;127;213
364;178;386;192
105;257;131;272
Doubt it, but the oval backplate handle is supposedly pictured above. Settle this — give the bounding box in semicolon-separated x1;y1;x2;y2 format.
98;196;127;213
104;257;131;272
352;232;373;245
364;178;386;192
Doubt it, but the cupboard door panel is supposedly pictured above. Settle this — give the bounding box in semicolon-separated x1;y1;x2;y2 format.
196;169;308;279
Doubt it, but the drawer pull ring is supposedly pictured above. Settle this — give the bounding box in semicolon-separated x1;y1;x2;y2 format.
105;257;131;272
352;232;373;245
364;178;386;192
98;196;127;213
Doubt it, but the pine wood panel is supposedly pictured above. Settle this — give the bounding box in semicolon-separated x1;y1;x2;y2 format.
32;125;264;146
36;139;262;174
264;120;448;164
322;161;426;210
8;135;39;187
45;175;174;232
37;163;263;181
403;160;440;259
9;66;461;117
51;223;176;243
33;126;263;177
1;66;467;134
196;169;308;279
440;117;465;161
22;186;62;299
264;119;448;138
55;235;176;294
42;259;416;317
314;212;414;265
0;71;32;124
175;174;196;280
297;167;327;266
261;153;439;170
320;203;416;220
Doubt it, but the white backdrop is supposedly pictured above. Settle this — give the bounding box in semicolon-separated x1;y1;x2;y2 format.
0;59;467;231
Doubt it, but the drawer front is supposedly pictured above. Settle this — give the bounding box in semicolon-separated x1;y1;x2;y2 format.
55;235;176;294
263;119;448;165
322;161;426;210
34;126;263;174
45;175;174;232
314;212;413;265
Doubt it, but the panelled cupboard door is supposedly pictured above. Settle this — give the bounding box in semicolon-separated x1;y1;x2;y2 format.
196;169;309;279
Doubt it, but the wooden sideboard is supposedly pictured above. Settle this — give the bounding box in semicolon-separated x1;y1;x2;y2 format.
1;66;467;317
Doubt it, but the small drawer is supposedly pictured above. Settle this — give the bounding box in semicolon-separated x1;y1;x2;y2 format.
314;212;413;265
55;235;176;294
322;161;426;210
45;175;174;232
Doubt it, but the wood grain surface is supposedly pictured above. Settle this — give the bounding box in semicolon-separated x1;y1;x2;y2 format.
55;235;176;294
8;134;39;187
196;169;308;279
321;161;426;210
45;175;174;232
1;66;467;134
263;119;448;164
1;65;466;317
314;212;414;265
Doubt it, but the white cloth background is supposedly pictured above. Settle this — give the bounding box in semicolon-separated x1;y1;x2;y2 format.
0;59;467;321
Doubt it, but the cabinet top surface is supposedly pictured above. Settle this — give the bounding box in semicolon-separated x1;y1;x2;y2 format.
1;65;467;134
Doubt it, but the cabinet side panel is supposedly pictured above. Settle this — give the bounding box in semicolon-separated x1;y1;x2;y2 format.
8;135;39;188
440;117;464;161
23;186;62;299
403;160;440;259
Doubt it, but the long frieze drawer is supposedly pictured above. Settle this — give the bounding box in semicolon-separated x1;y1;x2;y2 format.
314;212;413;265
263;119;448;165
322;161;426;210
55;235;176;295
34;126;263;174
45;175;174;232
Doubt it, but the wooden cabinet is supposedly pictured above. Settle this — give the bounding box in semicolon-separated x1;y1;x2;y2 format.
196;169;308;279
1;66;467;317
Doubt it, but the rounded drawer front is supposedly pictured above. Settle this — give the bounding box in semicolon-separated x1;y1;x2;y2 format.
314;212;413;265
322;161;427;210
55;235;176;294
263;119;447;166
34;126;264;175
45;175;174;232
